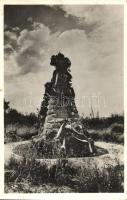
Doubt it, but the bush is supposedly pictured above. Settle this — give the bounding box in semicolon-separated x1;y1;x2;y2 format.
72;164;124;193
16;126;38;139
5;109;38;126
102;130;112;142
81;114;124;130
111;123;124;134
5;157;49;185
5;157;124;193
114;134;124;144
4;124;38;143
51;159;77;185
5;125;21;143
88;127;124;144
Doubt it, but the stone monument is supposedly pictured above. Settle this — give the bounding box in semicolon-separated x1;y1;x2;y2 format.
38;53;79;138
37;53;95;156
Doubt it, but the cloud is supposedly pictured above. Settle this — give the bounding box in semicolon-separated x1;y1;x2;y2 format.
50;27;123;104
16;25;51;74
4;23;58;75
4;5;85;34
61;5;123;25
4;53;20;77
4;44;14;56
4;30;18;49
12;26;20;33
4;5;124;116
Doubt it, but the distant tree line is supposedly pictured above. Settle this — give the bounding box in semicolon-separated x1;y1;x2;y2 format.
4;99;38;127
4;99;124;130
81;114;124;130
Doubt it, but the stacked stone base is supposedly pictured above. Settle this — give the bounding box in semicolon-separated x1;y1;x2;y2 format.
42;96;79;137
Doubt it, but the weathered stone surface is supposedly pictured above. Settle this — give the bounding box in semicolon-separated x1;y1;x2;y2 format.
44;123;61;130
47;109;56;115
38;53;79;138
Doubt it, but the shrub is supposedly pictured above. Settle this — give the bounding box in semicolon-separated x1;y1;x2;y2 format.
73;164;124;193
88;128;124;144
81;114;124;130
102;130;112;142
16;126;38;139
115;134;124;144
5;157;124;193
51;159;77;185
4;125;21;143
5;157;49;185
111;123;124;134
4;124;38;143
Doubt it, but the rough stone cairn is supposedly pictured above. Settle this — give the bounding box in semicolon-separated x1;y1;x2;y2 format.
37;53;94;156
38;53;78;137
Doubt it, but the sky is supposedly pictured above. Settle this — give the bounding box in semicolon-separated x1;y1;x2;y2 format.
4;5;124;117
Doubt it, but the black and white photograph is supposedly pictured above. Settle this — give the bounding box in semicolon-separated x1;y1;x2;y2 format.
3;2;125;194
